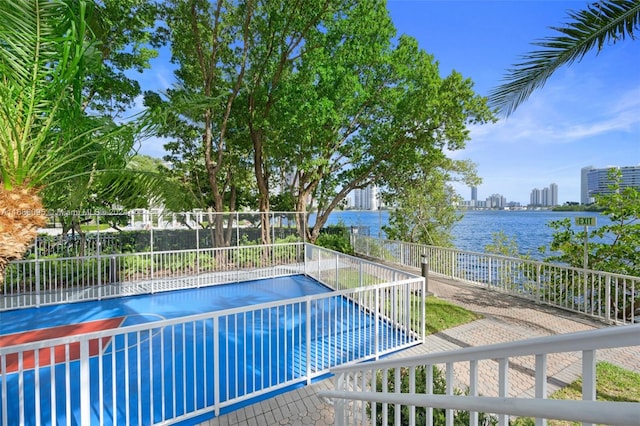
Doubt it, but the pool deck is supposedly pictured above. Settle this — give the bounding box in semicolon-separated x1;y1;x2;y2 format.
198;274;640;426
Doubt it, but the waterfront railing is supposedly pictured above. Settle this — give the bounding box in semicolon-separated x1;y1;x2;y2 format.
0;243;424;425
352;235;639;324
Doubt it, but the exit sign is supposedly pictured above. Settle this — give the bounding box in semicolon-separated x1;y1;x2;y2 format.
575;216;596;227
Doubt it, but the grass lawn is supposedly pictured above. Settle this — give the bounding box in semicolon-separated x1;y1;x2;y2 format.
423;294;482;334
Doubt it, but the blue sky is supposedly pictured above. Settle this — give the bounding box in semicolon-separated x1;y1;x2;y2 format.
386;0;640;204
135;0;640;205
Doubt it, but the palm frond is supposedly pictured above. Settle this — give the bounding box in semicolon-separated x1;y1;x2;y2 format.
0;0;96;190
489;0;640;116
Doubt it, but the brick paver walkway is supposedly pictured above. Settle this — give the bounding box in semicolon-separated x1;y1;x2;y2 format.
198;276;640;426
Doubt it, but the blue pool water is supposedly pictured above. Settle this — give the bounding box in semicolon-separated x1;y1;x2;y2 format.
0;275;407;425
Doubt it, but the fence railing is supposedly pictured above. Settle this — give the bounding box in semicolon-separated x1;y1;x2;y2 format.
319;324;640;426
0;244;425;425
352;235;639;325
25;210;306;259
2;243;306;311
0;283;422;425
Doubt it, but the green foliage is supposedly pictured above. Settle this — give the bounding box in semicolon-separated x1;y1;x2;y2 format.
84;0;161;116
382;152;480;248
0;0;171;217
0;0;99;190
5;255;114;290
537;170;639;321
371;365;497;426
552;204;604;212
540;170;640;276
485;231;526;258
315;222;353;254
151;0;495;243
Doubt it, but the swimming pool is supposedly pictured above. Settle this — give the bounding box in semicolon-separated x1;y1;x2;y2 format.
0;274;418;425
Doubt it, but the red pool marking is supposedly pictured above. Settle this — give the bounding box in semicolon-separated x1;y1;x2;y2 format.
0;317;124;374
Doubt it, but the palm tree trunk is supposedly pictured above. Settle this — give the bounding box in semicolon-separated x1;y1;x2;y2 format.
0;187;47;284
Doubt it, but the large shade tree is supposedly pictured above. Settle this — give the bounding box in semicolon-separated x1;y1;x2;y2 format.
144;0;257;247
152;0;494;245
278;32;494;242
489;0;640;115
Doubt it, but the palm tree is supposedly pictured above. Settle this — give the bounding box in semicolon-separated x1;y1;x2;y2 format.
0;0;104;281
489;0;640;116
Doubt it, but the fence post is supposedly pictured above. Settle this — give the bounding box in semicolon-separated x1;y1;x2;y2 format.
80;339;91;424
375;286;380;359
110;255;119;295
451;250;456;279
421;255;429;295
306;298;312;384
213;316;220;416
605;275;611;323
536;263;542;304
303;243;308;276
32;237;40;307
97;212;102;300
335;255;339;289
236;211;240;247
196;224;200;287
150;224;155;293
582;349;597;426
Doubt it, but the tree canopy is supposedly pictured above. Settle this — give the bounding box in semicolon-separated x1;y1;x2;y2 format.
147;0;494;243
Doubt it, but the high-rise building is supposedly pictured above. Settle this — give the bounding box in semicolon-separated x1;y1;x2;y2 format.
529;183;558;207
581;166;594;205
542;187;550;206
530;188;541;206
471;187;477;202
486;194;506;209
351;185;379;210
581;165;640;204
549;183;558;206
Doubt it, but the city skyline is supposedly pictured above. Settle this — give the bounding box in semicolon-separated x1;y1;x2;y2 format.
467;163;640;206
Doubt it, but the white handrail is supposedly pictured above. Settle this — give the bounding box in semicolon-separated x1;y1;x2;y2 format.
329;326;639;372
320;325;640;426
319;392;640;426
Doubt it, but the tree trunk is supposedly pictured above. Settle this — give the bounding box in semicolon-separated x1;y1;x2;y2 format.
0;187;47;284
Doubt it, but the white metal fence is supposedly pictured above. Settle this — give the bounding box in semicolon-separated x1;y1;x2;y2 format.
2;243;306;310
0;244;424;425
319;325;640;426
352;235;639;325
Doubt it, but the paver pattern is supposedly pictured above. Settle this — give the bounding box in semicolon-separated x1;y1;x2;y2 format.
198;275;640;426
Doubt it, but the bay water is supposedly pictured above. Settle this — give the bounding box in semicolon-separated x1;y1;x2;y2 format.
311;209;608;259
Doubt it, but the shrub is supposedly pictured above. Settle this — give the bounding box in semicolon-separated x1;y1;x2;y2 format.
316;222;353;254
370;365;497;426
